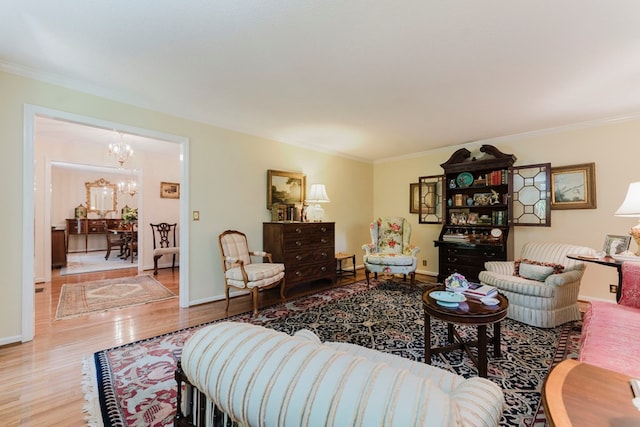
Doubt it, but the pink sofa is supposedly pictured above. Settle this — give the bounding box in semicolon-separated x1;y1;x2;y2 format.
579;262;640;377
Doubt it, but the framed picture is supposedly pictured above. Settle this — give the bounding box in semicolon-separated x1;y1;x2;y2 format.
160;181;180;199
551;162;597;210
267;170;306;209
603;234;631;256
410;182;436;214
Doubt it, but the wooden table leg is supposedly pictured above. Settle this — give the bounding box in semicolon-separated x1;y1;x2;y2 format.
477;324;488;378
447;322;454;343
424;311;432;364
493;321;501;357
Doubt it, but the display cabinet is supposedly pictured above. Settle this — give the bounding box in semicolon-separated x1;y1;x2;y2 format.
421;145;550;283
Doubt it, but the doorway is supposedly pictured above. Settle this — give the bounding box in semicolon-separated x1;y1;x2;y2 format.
22;105;190;342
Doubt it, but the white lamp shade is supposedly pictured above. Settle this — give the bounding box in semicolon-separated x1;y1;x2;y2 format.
614;182;640;217
306;184;330;203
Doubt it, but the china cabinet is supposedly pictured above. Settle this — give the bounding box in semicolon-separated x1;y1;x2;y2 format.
420;145;550;283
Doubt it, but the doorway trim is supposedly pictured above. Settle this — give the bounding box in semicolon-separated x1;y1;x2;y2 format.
22;104;190;342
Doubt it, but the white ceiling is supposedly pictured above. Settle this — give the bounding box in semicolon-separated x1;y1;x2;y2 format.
3;1;640;162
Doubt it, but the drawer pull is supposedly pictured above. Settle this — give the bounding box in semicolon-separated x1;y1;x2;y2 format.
295;227;302;234
296;241;302;247
320;252;327;257
295;255;302;261
320;266;327;272
447;257;458;263
321;238;327;244
321;226;327;232
295;271;302;277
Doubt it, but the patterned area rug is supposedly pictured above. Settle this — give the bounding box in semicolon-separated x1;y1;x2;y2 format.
60;251;136;276
84;279;580;426
56;275;175;319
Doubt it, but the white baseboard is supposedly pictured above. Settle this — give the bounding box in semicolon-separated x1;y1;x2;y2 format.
0;334;22;346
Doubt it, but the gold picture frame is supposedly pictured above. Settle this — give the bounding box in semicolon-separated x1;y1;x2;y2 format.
550;163;596;210
160;181;180;199
267;170;306;209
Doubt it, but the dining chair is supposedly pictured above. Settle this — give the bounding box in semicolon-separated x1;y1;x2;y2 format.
103;221;126;260
150;222;179;274
129;222;138;263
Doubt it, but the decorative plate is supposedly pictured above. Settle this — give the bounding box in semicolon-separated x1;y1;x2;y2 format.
437;300;461;308
456;172;474;188
490;228;503;238
431;291;466;304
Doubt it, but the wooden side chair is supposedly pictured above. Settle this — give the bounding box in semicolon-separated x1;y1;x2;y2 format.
150;222;179;274
103;220;126;260
218;230;285;316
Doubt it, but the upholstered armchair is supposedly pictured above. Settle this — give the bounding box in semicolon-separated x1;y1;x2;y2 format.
362;216;420;286
478;241;596;328
218;230;285;316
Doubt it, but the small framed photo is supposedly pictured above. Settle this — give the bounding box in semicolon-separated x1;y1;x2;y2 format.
551;163;597;210
603;234;631;256
467;212;479;224
160;181;180;199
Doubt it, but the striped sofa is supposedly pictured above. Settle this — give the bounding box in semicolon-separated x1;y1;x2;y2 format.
177;322;504;427
478;241;596;328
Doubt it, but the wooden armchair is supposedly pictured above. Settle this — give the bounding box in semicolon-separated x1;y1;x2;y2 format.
103;221;126;260
218;230;285;316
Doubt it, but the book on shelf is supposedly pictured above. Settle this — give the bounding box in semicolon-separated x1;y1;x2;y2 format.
463;282;498;299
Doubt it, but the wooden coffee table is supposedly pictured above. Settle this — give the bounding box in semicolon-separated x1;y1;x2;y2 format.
423;286;508;377
543;359;640;426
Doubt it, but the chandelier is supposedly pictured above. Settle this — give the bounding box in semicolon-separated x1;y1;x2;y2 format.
108;131;134;167
118;169;138;197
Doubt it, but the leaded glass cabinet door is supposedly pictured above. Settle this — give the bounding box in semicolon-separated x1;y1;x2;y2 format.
418;175;444;224
510;163;551;226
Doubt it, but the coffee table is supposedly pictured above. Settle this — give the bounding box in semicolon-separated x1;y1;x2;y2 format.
423;286;508;377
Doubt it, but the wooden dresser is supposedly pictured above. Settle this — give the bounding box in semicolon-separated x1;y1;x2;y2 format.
263;222;335;288
51;229;67;268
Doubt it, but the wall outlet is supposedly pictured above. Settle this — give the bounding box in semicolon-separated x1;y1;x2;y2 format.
422;260;427;266
609;284;618;294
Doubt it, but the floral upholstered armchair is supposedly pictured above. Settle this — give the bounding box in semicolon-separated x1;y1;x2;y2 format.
362;216;420;286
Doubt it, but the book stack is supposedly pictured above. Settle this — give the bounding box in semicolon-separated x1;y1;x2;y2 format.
442;233;469;242
463;282;498;300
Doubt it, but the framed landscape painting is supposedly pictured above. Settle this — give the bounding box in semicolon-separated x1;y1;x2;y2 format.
550;163;596;210
267;170;306;209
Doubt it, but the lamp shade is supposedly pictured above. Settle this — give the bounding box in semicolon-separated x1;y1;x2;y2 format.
614;182;640;217
306;184;330;203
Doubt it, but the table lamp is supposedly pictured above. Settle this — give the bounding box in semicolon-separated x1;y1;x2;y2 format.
614;181;640;255
306;184;330;222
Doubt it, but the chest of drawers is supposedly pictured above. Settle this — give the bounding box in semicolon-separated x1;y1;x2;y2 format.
263;222;335;287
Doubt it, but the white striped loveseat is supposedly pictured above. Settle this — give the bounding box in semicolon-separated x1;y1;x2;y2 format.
176;322;504;427
478;241;596;328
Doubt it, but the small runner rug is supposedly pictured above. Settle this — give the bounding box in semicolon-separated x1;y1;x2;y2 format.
84;279;580;427
56;275;175;320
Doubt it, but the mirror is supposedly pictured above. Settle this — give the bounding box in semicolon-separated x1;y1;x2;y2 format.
85;178;118;217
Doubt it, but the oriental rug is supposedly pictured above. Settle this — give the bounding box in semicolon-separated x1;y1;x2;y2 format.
56;275;175;320
84;279;580;427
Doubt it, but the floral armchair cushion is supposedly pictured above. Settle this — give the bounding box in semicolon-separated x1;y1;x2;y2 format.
366;216;416;256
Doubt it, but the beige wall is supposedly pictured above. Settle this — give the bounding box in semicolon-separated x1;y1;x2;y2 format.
0;70;373;343
374;120;640;303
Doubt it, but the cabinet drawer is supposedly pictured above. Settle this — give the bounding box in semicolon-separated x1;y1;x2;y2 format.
284;248;333;265
287;260;335;285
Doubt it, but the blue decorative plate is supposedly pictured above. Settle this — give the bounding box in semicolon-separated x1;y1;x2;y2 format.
437;300;461;308
430;291;466;303
456;172;474;188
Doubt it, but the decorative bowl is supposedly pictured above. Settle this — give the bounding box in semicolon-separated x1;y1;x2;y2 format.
444;273;469;293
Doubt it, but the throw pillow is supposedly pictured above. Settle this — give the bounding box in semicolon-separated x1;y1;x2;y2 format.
513;258;565;281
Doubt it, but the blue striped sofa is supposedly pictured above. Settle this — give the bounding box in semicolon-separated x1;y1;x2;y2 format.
478;241;596;328
177;322;505;427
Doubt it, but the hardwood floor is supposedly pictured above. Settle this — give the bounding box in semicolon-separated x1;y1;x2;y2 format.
0;265;389;426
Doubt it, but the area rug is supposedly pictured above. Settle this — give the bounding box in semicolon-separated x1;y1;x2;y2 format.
56;275;176;319
84;279;580;426
60;251;137;276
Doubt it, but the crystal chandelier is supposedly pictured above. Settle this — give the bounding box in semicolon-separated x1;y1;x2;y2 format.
109;131;134;167
118;170;138;197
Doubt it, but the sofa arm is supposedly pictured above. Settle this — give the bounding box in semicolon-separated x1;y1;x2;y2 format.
483;261;515;276
544;268;584;287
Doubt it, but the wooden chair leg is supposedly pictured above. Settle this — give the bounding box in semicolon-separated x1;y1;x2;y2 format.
225;286;230;311
280;278;286;299
105;247;111;260
153;255;161;275
251;288;259;317
410;272;416;285
171;254;176;271
365;269;371;287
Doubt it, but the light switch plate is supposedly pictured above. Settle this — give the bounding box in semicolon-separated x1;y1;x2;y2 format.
193;211;200;221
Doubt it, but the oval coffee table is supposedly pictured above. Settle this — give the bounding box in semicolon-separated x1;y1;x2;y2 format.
423;286;508;377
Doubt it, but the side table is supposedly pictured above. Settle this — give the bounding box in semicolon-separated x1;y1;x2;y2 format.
423;287;508;377
335;252;356;278
567;254;624;302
